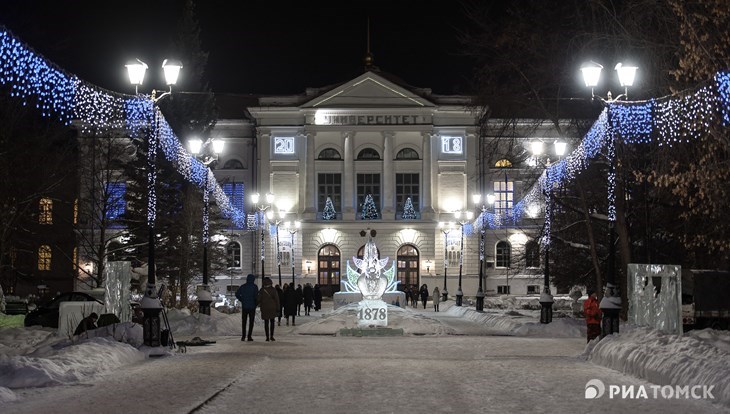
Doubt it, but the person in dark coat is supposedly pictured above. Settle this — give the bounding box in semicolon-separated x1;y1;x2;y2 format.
296;284;304;316
419;284;429;309
303;283;314;315
404;286;412;307
411;285;419;307
313;284;323;311
283;283;299;326
256;277;280;341
275;284;284;326
74;312;98;336
235;274;259;341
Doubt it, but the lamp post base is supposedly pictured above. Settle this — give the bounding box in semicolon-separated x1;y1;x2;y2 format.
600;282;622;338
140;283;163;347
539;290;554;324
197;286;213;316
455;287;463;307
475;288;485;311
442;290;448;302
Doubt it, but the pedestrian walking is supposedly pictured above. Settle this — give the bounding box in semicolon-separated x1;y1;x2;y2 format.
235;274;258;341
583;289;602;342
432;286;440;312
303;283;314;315
296;284;304;316
420;284;429;309
404;286;412;307
313;284;323;311
257;277;280;342
284;283;298;326
276;284;284;326
411;285;419;307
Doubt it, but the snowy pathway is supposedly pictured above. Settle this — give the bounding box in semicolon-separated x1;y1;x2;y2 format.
4;333;725;414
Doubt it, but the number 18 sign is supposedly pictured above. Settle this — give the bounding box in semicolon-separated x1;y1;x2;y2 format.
357;300;388;327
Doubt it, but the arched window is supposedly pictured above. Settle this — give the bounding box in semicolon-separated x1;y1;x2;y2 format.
38;245;52;271
318;244;341;294
356;245;381;259
396;148;419;160
39;198;53;224
226;242;242;268
357;148;380;160
525;240;540;268
495;159;512;168
496;241;511;268
397;244;419;288
318;148;341;160
223;159;245;170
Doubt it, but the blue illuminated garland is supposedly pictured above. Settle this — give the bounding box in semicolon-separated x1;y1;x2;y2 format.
0;27;248;229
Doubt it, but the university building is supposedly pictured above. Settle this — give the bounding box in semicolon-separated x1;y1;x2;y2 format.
213;69;554;298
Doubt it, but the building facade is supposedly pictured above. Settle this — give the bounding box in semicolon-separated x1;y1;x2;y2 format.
214;71;554;298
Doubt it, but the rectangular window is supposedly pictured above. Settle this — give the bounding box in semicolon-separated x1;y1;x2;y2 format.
357;173;381;211
223;182;245;227
105;183;126;220
317;173;342;214
497;285;511;294
527;285;540;294
395;173;419;217
493;180;514;213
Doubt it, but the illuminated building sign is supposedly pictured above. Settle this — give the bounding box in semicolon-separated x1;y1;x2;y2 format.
314;114;429;126
441;136;463;154
274;137;295;154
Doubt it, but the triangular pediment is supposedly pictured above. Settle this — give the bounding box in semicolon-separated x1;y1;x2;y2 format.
301;71;435;108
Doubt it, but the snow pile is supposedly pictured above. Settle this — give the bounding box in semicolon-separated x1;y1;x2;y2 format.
685;328;730;354
0;336;144;389
446;306;585;337
296;303;455;336
0;326;57;356
588;326;730;408
166;308;244;336
484;295;576;310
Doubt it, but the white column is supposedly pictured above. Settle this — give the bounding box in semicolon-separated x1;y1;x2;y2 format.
422;131;435;219
343;131;355;220
303;132;316;218
382;131;394;218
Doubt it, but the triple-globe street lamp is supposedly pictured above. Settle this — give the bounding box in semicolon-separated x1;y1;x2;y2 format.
581;61;637;336
529;140;567;324
283;220;301;286
438;221;454;302
187;137;224;315
251;192;275;284
126;58;182;347
471;193;495;311
452;209;474;307
266;208;287;287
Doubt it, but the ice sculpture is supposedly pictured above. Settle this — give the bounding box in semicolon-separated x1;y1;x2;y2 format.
343;235;397;300
628;264;682;334
104;261;132;322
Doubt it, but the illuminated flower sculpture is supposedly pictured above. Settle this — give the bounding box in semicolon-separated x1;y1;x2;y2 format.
344;235;397;300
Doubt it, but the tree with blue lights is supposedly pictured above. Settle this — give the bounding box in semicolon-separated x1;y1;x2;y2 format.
402;197;416;219
322;197;336;220
360;194;379;220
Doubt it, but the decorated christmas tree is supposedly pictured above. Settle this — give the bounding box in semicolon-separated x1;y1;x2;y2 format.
322;196;336;220
360;194;379;220
402;197;416;219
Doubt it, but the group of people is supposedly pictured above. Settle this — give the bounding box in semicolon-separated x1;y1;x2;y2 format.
402;284;440;311
235;274;323;342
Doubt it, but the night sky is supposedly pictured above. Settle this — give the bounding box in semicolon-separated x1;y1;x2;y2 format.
0;0;476;96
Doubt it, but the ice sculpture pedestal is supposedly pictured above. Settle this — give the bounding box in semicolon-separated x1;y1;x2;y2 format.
357;299;388;327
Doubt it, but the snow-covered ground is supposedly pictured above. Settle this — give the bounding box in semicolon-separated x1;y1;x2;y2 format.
1;299;728;411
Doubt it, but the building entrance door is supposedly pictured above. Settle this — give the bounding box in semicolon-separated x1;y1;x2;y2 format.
318;244;340;296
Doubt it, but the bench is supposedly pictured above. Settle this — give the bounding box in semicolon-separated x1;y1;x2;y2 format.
4;301;29;315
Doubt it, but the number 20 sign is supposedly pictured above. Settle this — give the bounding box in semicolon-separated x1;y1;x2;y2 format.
357;300;388;327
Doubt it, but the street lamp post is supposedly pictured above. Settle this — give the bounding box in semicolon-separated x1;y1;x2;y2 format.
472;193;494;312
284;220;301;285
187;137;224;315
453;210;475;307
529;139;568;324
127;58;182;347
251;192;275;285
267;209;287;287
581;61;636;336
438;222;453;302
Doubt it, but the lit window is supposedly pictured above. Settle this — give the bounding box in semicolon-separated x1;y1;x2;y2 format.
38;245;52;271
495;159;512;168
39;198;53;224
494;180;513;213
106;183;126;220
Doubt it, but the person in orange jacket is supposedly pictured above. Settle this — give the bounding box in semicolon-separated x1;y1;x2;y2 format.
583;289;602;342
